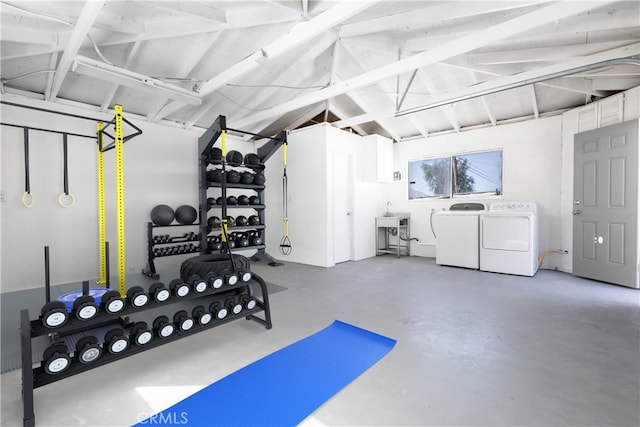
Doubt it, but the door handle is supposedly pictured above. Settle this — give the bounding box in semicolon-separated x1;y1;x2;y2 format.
572;210;581;215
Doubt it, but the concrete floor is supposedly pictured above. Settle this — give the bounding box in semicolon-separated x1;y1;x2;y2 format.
1;256;639;426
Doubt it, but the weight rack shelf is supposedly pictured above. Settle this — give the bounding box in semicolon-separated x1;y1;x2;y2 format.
21;271;272;427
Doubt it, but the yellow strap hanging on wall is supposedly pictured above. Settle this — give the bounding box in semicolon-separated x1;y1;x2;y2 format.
221;130;227;157
96;122;107;285
114;105;126;297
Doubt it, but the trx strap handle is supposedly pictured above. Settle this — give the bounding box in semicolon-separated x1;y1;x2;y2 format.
22;128;34;207
57;133;75;208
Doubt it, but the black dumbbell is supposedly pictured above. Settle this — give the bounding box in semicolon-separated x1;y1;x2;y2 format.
75;336;102;364
170;279;190;298
130;321;153;346
153;315;175;339
40;301;69;329
149;282;170;303
174;310;194;332
101;290;126;314
238;269;252;282
73;295;98;321
223;270;239;286
42;343;71;375
104;328;129;354
225;297;243;316
209;301;228;320
205;271;224;289
127;286;149;309
192;305;212;326
189;275;208;294
240;294;257;311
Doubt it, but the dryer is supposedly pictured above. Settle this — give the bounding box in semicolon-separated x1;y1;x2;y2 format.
435;202;487;269
479;202;539;276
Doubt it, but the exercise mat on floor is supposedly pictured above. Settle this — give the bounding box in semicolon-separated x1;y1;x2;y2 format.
135;320;396;426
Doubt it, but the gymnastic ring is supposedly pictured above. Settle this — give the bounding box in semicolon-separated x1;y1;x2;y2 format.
57;192;75;208
22;192;34;208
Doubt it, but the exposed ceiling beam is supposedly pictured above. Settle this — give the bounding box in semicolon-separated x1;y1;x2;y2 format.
101;40;142;112
530;85;540;118
181;31;338;128
141;1;226;23
232;0;615;130
196;1;379;98
328;103;368;136
48;0;105;101
414;69;461;132
44;51;59;101
470;71;497;126
285;103;326;130
397;43;639;117
339;1;542;38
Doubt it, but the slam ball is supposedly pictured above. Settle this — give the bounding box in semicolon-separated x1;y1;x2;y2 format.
150;205;175;226
175;205;198;225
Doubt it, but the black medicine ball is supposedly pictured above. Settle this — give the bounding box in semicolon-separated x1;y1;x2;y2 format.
253;172;266;185
208;147;222;165
240;172;254;185
235;215;248;226
237;195;250;205
243;153;261;166
226;170;241;183
226;150;243;166
226;196;238;205
150;204;175;226
249;196;260;205
175;205;197;225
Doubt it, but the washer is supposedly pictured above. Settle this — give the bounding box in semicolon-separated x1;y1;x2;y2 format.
435;202;487;269
479;202;539;276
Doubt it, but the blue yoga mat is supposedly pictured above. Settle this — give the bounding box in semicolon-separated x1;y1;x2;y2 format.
136;320;396;426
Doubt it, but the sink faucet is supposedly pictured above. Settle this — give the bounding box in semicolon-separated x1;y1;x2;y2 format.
386;201;391;215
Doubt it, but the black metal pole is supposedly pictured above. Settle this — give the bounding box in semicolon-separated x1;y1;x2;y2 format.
44;246;51;303
105;241;110;289
82;281;89;296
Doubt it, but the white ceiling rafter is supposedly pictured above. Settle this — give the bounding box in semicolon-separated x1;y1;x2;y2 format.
415;68;461;132
195;1;379;99
141;1;226;24
101;40;142;112
470;71;497;126
182;31;339;129
328;103;369;136
339;42;428;138
232;1;615;130
48;1;105;102
530;85;540;118
44;51;59;101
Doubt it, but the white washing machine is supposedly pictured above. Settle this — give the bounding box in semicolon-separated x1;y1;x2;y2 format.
479;202;539;276
435;202;487;269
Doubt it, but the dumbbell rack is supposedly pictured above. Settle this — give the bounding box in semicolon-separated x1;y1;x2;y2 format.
20;272;272;427
142;223;202;279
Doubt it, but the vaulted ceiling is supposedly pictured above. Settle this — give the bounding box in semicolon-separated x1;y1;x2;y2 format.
1;1;639;141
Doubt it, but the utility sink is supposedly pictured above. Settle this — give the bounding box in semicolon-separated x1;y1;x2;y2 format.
377;212;410;227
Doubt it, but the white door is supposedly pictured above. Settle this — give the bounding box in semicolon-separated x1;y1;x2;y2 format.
573;120;639;288
333;153;352;264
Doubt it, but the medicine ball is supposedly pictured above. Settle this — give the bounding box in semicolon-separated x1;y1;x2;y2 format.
207;197;216;210
226;196;238;205
227;170;241;184
253;172;266;185
216;196;224;205
237;195;250;205
225;216;235;227
243;153;261;166
226;150;243;166
249;196;261;205
240;172;254;185
207;169;223;183
207;216;220;228
208;147;222;165
150;205;175;226
235;215;248;226
175;205;197;225
248;215;260;226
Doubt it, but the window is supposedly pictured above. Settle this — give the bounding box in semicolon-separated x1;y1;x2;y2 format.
408;150;502;200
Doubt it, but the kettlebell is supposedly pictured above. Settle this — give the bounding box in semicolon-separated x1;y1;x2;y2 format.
209;235;222;251
225;234;237;249
250;230;262;246
237;232;250;247
248;215;260;226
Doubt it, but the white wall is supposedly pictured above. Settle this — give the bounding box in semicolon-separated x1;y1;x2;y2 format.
0;98;254;292
263;123;380;267
388;116;565;266
558;86;640;273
